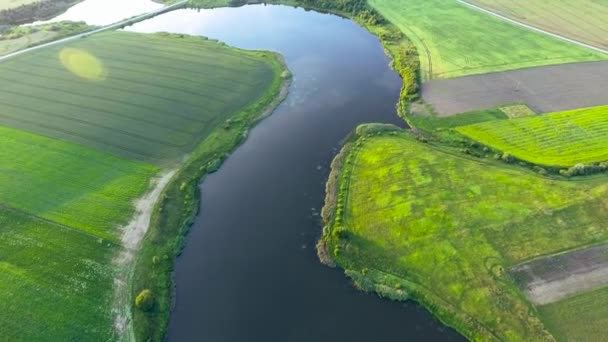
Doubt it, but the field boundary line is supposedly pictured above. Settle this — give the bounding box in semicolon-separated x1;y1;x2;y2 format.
0;0;188;62
457;0;608;55
0;202;115;242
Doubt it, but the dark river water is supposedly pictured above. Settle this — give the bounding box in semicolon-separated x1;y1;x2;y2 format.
128;5;464;341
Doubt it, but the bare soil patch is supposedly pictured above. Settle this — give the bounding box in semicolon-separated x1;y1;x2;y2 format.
511;244;608;305
422;60;608;116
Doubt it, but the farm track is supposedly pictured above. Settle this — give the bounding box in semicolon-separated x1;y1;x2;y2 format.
422;60;608;115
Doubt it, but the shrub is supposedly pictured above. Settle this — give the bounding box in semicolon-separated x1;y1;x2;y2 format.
135;289;155;312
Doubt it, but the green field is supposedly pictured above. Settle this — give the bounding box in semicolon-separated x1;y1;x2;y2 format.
322;127;608;340
0;206;117;340
456;105;608;167
0;125;158;240
538;286;608;341
0;30;277;166
367;0;607;79
468;0;608;51
0;29;285;341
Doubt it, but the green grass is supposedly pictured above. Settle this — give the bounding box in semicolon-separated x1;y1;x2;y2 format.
468;0;608;51
538;286;608;341
456;105;608;167
0;125;158;241
322;128;608;340
0;30;277;166
0;205;118;341
0;29;286;341
368;0;607;79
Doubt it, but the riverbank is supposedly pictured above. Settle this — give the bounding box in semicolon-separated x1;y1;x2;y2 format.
321;117;608;340
129;51;290;341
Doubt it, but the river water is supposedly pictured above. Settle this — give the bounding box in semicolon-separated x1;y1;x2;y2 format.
126;5;464;341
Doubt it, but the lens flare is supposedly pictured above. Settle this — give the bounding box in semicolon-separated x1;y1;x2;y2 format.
59;48;107;81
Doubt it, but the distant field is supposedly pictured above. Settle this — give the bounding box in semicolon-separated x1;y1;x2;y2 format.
323;128;608;340
456;105;608;167
367;0;607;79
539;286;608;341
0;125;157;240
468;0;608;51
0;30;277;166
0;0;38;11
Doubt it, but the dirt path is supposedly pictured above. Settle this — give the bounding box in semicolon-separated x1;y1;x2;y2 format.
112;170;176;340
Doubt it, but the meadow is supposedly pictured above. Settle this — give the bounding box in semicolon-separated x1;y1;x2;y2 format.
0;206;117;340
468;0;608;51
0;29;285;341
322;127;608;340
538;286;608;341
0;30;277;166
456;105;608;167
367;0;607;79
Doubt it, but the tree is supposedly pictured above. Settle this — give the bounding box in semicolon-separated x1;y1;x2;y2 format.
135;289;155;312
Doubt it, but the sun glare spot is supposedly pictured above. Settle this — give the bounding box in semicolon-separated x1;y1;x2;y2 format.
59;48;107;81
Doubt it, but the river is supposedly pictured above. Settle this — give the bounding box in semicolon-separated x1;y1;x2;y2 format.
126;5;464;341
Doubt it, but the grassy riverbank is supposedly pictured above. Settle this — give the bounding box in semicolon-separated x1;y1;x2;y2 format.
320;125;608;340
130;50;289;342
0;28;287;340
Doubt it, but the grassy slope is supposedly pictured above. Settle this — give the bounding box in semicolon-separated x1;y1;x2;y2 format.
0;125;157;241
0;30;277;166
0;206;118;341
322;128;608;340
368;0;607;80
538;286;608;342
468;0;608;51
456;105;608;167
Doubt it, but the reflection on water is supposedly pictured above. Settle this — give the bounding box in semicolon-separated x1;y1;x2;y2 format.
31;0;162;26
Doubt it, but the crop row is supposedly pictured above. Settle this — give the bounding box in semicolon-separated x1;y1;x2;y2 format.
456;106;608;166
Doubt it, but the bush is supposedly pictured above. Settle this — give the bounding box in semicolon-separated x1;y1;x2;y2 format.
135;289;155;312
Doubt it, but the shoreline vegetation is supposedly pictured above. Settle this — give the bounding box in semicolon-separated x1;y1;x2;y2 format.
131;0;420;340
130;49;290;341
0;0;83;26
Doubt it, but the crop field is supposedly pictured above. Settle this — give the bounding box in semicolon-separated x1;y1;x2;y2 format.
538;286;608;341
0;30;277;166
324;129;608;340
468;0;608;51
0;206;117;340
0;125;157;240
421;60;608;115
0;28;284;341
367;0;607;80
456;105;608;167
